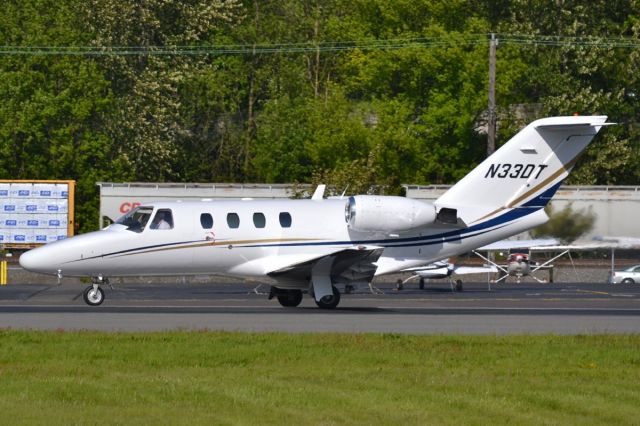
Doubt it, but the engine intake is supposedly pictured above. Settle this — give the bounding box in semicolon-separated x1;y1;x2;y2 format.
345;195;437;233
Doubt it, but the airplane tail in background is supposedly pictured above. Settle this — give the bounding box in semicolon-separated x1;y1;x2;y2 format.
435;116;610;226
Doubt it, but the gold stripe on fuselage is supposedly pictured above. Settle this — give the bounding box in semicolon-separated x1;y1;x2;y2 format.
109;238;326;258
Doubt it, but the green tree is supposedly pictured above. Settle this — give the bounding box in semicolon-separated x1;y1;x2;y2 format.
531;203;596;244
4;0;640;234
80;0;243;181
500;0;640;184
0;0;125;232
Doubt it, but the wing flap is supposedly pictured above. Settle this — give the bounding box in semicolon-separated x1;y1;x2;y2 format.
267;246;384;284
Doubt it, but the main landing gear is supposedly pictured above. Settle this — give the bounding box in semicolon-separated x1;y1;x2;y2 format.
82;277;108;306
314;285;340;309
277;289;304;307
269;287;304;307
269;285;341;309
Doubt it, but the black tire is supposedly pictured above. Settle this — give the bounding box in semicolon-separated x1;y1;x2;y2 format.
83;285;105;306
621;278;635;284
419;278;425;290
276;289;303;307
315;286;341;309
455;280;463;292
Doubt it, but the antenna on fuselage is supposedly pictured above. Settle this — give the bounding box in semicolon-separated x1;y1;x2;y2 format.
340;185;349;199
311;184;326;200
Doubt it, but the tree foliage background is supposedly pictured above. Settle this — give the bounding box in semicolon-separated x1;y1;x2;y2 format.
1;0;639;232
531;203;596;244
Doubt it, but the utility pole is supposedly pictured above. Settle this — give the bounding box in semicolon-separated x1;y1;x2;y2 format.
487;33;497;157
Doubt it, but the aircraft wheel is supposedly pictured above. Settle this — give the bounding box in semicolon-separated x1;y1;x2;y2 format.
83;285;105;306
419;278;425;290
276;290;303;307
315;286;340;309
622;278;635;284
455;280;463;292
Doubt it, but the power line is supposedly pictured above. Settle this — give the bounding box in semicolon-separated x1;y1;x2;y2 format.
0;37;486;56
498;35;640;48
1;34;640;56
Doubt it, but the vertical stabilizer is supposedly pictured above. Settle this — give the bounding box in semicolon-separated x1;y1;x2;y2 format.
435;116;609;226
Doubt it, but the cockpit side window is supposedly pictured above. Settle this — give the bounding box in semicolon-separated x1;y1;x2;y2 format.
115;207;153;233
150;209;174;230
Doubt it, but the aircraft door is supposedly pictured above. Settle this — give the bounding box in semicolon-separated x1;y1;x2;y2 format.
138;207;193;274
191;211;223;273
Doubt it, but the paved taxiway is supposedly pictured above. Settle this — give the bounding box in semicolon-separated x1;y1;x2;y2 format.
0;283;640;334
1;281;639;334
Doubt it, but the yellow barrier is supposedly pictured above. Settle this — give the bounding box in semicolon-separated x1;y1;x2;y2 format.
0;261;6;285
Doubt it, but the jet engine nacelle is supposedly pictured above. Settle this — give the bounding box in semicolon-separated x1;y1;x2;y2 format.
345;195;437;233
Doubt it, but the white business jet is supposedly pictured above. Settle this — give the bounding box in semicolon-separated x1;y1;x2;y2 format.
19;116;610;308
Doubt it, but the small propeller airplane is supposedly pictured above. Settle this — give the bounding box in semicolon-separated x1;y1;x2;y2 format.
472;238;562;284
474;237;640;284
398;238;557;290
19;116;611;308
400;261;499;292
403;235;640;289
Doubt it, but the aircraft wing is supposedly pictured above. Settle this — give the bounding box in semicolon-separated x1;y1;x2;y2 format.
524;242;634;251
454;265;498;275
404;262;497;278
403;261;449;273
478;238;559;251
266;246;384;285
592;236;640;249
478;237;640;252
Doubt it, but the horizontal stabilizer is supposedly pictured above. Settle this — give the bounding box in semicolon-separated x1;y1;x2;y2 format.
535;121;615;130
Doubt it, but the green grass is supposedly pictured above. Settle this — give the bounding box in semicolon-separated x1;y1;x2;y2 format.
0;332;639;425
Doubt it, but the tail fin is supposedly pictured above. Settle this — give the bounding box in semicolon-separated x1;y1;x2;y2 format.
435;116;610;226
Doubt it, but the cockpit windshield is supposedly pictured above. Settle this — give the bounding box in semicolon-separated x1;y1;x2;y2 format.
115;207;153;233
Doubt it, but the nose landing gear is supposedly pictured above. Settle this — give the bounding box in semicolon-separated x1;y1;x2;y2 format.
82;277;108;306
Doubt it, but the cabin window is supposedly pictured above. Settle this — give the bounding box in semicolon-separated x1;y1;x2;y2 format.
116;206;152;233
150;209;174;230
253;212;266;228
200;213;213;229
227;213;240;229
279;212;292;228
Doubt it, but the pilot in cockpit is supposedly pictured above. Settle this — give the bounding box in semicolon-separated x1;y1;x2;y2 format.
151;210;173;230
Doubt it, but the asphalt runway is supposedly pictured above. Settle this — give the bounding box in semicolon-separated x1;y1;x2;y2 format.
1;280;639;334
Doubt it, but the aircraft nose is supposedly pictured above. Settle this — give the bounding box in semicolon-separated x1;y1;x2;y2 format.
19;246;55;273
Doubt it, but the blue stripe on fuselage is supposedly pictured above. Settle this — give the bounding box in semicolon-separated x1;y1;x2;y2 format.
242;206;538;249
